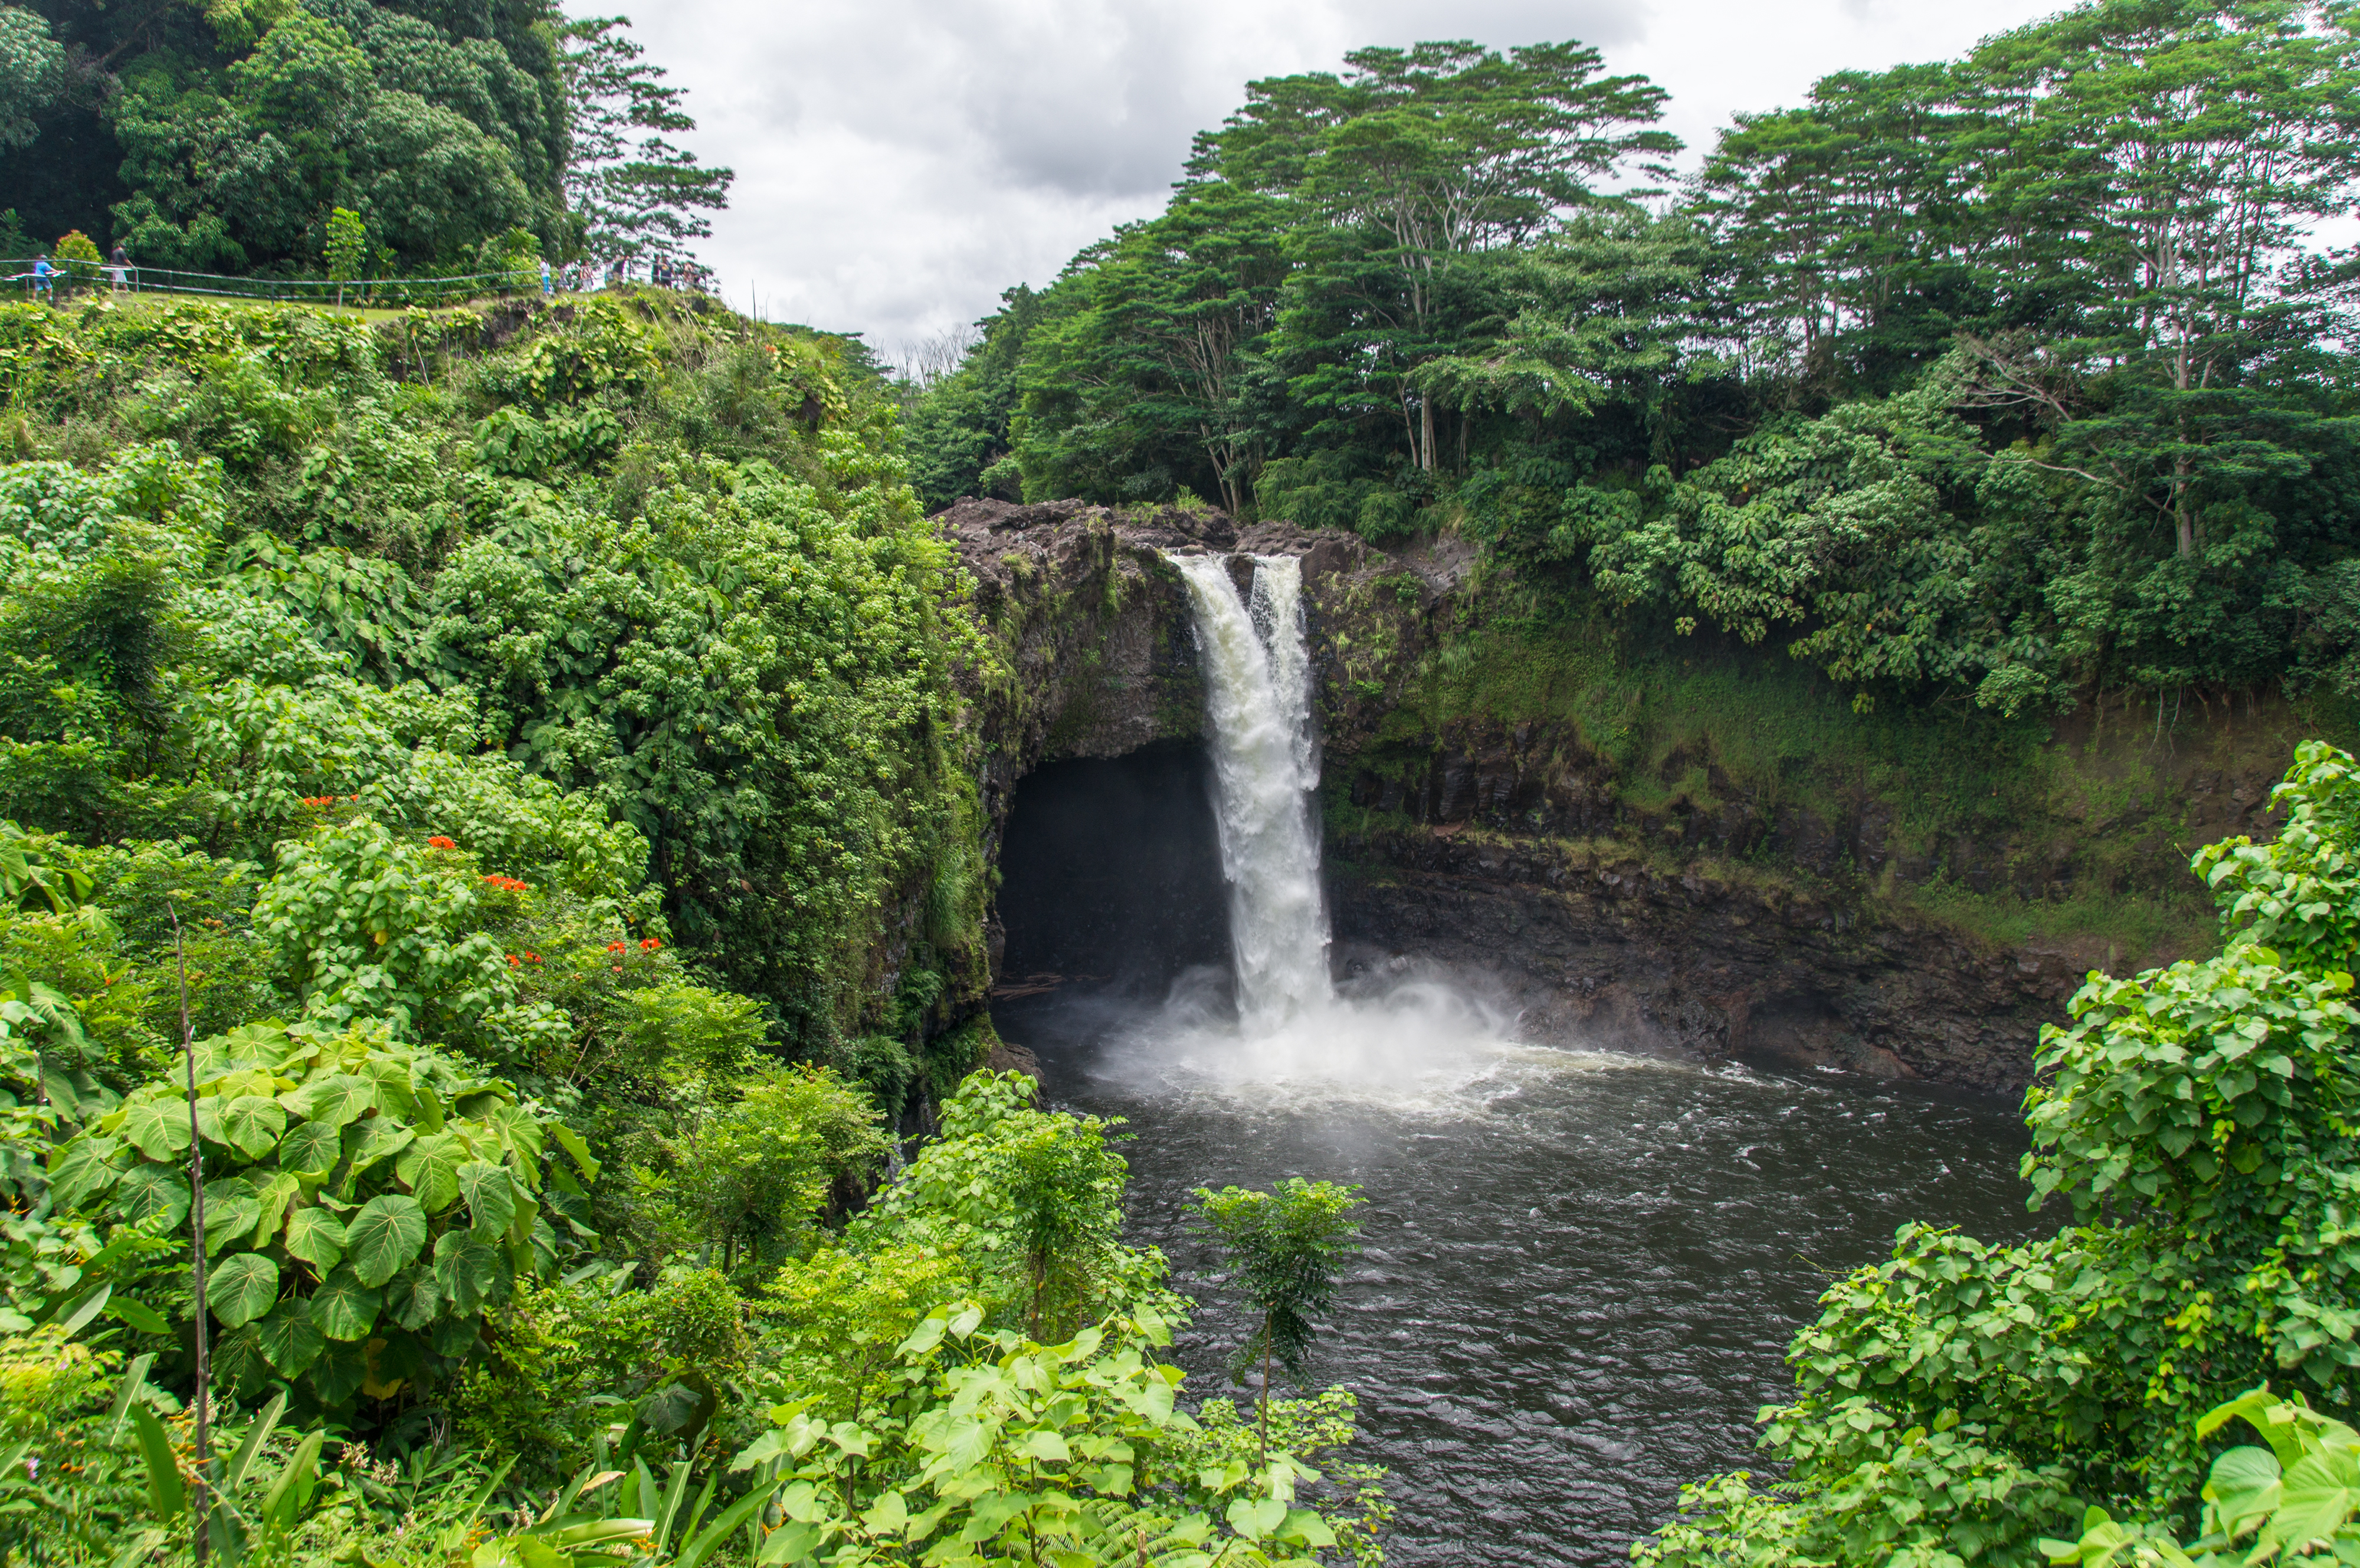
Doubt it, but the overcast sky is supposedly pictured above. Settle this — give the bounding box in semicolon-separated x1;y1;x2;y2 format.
601;0;2068;356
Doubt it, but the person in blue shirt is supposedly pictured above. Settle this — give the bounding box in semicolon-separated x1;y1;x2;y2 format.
30;254;52;303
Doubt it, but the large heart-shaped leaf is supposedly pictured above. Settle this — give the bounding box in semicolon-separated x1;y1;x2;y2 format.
207;1252;280;1328
396;1134;464;1213
456;1161;516;1235
117;1100;191;1162
202;1177;260;1254
312;1341;368;1405
283;1207;348;1272
115;1165;191;1231
345;1194;427;1287
277;1121;342;1178
383;1266;441;1331
214;1096;289;1162
47;1136;124;1210
310;1265;382;1342
255;1298;326;1377
253;1171;301;1245
346;1118;415;1179
287;1074;374;1131
433;1229;503;1317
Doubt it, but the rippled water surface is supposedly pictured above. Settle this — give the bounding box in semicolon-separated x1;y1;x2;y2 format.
1002;989;2040;1567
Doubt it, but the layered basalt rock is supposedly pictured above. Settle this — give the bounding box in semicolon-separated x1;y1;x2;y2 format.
944;496;2296;1093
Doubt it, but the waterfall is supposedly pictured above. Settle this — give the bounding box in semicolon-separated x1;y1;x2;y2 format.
1170;553;1333;1029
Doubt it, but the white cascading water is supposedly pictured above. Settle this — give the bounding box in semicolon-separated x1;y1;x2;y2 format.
1171;553;1333;1029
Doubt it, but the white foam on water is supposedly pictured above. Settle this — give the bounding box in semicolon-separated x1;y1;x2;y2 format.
1155;552;1673;1116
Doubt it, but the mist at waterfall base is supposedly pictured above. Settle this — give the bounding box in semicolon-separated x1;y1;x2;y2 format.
992;555;2038;1564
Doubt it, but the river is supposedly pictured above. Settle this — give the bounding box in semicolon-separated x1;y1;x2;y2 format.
992;552;2043;1563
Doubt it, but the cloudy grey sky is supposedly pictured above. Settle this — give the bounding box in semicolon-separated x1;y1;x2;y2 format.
604;0;2066;353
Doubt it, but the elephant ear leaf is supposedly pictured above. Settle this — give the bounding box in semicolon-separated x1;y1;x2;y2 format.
117;1100;191;1162
345;1195;427;1288
207;1253;280;1328
309;1266;382;1343
456;1161;516;1235
288;1074;373;1132
116;1166;191;1231
283;1207;348;1272
217;1097;289;1161
254;1298;326;1377
202;1177;260;1253
277;1121;342;1179
396;1134;464;1213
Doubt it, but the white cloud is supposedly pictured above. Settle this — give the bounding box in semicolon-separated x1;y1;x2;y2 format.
598;0;2065;352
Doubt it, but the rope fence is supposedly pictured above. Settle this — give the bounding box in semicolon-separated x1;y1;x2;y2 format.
0;257;715;309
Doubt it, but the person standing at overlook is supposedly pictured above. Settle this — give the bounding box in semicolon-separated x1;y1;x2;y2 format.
107;242;129;296
29;253;51;304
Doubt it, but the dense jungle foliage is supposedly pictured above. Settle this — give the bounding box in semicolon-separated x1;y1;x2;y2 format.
0;290;1391;1565
0;0;729;274
1634;740;2360;1568
906;0;2360;714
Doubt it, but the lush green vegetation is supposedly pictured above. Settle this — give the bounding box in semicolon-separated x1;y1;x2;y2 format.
908;1;2360;716
1632;740;2360;1567
0;1;728;276
0;287;1390;1563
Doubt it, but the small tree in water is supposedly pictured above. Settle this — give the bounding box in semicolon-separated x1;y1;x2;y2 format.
1189;1177;1365;1461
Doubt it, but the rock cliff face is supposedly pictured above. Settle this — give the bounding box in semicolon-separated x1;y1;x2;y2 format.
947;497;2299;1094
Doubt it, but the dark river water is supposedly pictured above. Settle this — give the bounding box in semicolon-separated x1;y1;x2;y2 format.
999;986;2041;1567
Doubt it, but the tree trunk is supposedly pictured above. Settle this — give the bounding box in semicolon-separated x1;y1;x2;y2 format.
1419;397;1437;473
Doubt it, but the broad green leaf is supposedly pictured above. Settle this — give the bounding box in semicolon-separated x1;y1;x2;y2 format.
549;1123;601;1183
277;1121;342;1178
116;1165;191;1231
1019;1429;1070;1462
345;1194;428;1287
214;1096;289;1162
255;1298;326;1377
202;1176;260;1253
47;1136;124;1209
396;1133;464;1212
254;1170;301;1243
312;1341;368;1405
207;1252;280;1328
384;1265;441;1330
310;1265;382;1341
456;1160;517;1235
288;1074;373;1131
433;1229;502;1317
283;1207;348;1271
117;1099;191;1162
348;1117;415;1177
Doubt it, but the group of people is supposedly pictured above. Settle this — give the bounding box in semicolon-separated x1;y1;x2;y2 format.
14;240;713;304
16;242;136;301
545;254;712;294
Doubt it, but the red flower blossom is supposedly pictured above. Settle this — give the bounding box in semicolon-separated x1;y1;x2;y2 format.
606;940;627;953
507;954;522;966
639;937;661;951
425;836;457;851
526;952;540;964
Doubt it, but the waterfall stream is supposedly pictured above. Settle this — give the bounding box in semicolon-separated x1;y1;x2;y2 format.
995;551;2037;1564
1171;553;1332;1029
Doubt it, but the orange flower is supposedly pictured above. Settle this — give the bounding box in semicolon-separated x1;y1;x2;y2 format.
526;952;540;964
507;954;522;966
639;937;661;950
425;835;456;851
606;940;627;953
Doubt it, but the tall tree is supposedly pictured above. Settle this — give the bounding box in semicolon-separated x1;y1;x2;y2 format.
1192;40;1679;471
1017;183;1293;515
561;15;732;270
1953;0;2360;558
